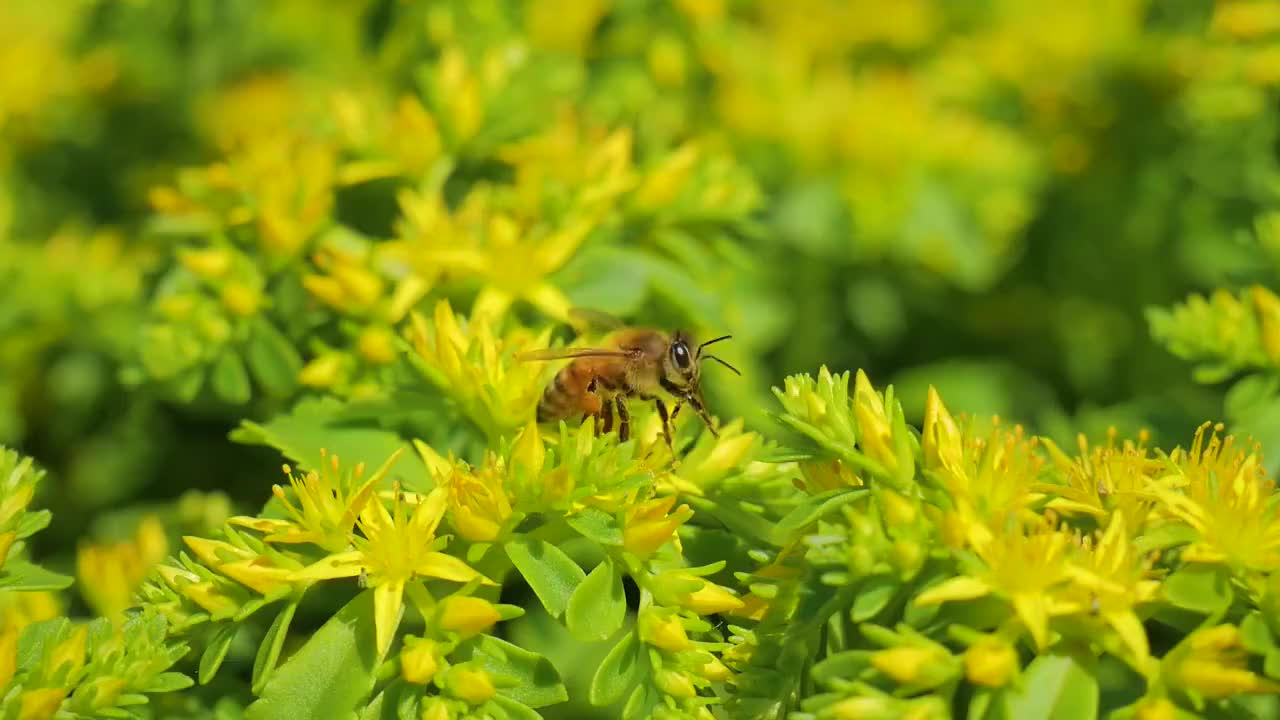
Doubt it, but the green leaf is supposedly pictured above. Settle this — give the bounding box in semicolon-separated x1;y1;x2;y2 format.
504;538;586;619
14;509;51;539
1265;647;1280;679
252;599;299;694
244;317;303;398
488;695;543;720
0;561;74;591
231;397;430;490
245;590;383;720
771;488;865;544
1002;650;1098;720
140;672;195;693
566;559;626;642
566;508;623;546
851;575;898;622
199;624;239;685
211;350;253;404
589;631;645;706
1242;612;1274;654
468;635;568;708
622;681;661;720
1164;565;1233;615
812;650;871;686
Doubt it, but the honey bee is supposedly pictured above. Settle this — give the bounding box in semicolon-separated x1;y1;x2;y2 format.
516;311;740;451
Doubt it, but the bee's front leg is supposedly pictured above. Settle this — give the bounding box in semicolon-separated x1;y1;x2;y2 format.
654;398;673;454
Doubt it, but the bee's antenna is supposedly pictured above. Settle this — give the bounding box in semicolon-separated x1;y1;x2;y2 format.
697;335;733;353
705;355;741;376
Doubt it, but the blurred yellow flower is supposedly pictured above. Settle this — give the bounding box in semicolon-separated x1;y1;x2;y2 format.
964;636;1018;688
1165;624;1280;698
77;516;169;621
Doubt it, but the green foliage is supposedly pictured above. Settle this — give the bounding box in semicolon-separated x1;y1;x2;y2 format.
7;0;1280;718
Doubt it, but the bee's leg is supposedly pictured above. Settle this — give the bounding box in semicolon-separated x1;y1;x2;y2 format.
585;377;604;436
601;398;614;435
654;398;673;455
688;395;719;438
616;399;631;442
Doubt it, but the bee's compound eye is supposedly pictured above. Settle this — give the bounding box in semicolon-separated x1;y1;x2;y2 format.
672;342;692;369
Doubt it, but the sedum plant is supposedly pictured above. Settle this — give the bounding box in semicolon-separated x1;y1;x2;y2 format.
9;1;1280;719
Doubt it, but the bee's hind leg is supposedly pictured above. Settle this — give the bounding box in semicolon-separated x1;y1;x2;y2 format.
601;400;614;435
615;399;630;442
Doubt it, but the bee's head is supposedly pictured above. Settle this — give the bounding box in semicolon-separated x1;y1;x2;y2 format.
660;331;740;435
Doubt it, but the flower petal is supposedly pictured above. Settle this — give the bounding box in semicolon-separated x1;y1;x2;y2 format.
1011;593;1050;650
416;551;493;585
913;576;992;607
374;579;406;657
1104;610;1150;667
291;551;364;582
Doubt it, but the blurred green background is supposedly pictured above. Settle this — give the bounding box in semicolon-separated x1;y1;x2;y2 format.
3;0;1280;649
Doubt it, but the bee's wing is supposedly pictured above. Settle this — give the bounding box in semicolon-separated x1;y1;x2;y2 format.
568;307;625;332
514;347;633;362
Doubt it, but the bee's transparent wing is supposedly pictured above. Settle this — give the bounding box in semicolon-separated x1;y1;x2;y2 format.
514;347;632;362
568;307;625;332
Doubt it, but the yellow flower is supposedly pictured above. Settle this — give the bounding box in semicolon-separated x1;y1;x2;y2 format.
915;518;1073;650
0;591;60;633
852;369;900;477
1251;285;1280;364
445;458;513;543
0;625;17;689
406;300;552;438
77;516;169;621
638;608;691;652
1150;424;1280;573
48;624;87;676
292;486;491;655
650;571;744;615
231;449;397;553
964;636;1018;688
437;595;502;638
1165;624;1280;698
18;687;67;720
155;564;238;616
182;536;297;597
654;668;697;699
663;421;760;494
1061;512;1159;665
445;665;497;704
870;645;956;688
921;402;1044;550
1132;697;1178;720
1037;429;1160;529
400;637;442;685
623;496;694;559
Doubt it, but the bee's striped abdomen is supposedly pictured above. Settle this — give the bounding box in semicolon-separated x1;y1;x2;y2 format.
536;360;603;422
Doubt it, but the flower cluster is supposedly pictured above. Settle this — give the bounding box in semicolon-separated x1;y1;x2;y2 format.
727;369;1280;717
